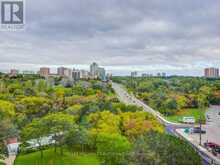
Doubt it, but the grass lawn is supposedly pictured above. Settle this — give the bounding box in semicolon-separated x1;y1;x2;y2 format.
0;162;6;165
14;148;100;165
165;108;206;124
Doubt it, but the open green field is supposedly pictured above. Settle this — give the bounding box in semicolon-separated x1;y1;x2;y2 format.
165;108;206;124
14;148;100;165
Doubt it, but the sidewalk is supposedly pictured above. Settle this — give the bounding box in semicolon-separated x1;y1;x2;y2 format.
0;155;16;165
5;155;16;165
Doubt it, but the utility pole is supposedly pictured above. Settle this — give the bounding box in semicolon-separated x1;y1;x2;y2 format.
198;94;205;146
199;112;202;145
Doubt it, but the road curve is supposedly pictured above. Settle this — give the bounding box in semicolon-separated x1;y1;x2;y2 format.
112;82;193;128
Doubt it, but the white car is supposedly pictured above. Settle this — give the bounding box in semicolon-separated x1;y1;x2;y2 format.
182;117;195;124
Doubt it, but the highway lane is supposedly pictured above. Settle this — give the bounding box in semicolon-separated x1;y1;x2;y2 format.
112;82;193;128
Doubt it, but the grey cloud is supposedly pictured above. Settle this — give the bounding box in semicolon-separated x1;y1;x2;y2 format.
1;0;220;75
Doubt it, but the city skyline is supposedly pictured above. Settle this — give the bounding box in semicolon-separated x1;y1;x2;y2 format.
1;0;220;76
4;64;220;78
2;63;220;77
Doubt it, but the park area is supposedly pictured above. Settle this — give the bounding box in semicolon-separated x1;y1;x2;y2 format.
14;148;100;165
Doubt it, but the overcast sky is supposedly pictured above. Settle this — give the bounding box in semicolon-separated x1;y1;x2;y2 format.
1;0;220;76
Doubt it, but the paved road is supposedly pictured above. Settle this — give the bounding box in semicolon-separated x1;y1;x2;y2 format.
112;82;220;165
112;82;193;128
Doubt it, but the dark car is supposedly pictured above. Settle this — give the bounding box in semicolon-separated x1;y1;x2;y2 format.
193;127;206;134
218;112;220;115
204;142;220;149
214;147;220;154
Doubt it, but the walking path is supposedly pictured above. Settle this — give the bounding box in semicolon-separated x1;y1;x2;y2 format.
0;155;16;165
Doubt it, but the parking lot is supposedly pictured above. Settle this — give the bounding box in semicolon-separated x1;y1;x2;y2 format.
189;105;220;146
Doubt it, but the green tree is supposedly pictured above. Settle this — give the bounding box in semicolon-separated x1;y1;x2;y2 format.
42;113;75;155
130;131;202;165
96;133;131;165
21;119;48;158
120;112;163;139
0;100;16;157
0;100;15;119
65;126;89;153
18;96;51;120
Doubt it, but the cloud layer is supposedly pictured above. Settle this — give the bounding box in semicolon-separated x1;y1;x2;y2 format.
1;0;220;75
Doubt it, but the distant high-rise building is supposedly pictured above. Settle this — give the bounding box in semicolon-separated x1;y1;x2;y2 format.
90;62;106;80
157;73;161;77
39;67;50;77
98;67;106;81
90;62;99;78
80;70;89;79
10;69;19;76
204;68;219;78
162;72;166;77
57;67;66;76
141;73;152;77
64;68;72;79
142;73;147;77
131;71;137;77
106;73;112;81
72;69;80;80
57;67;72;79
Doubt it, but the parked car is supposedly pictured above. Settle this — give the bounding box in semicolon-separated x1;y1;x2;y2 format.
214;147;220;154
218;112;220;115
182;117;195;124
193;127;206;134
204;142;220;149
